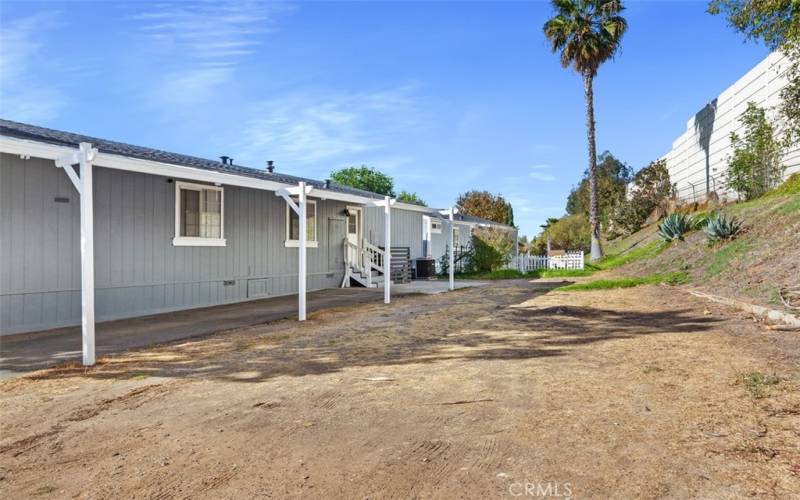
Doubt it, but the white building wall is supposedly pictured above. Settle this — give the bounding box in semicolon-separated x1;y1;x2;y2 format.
664;51;800;202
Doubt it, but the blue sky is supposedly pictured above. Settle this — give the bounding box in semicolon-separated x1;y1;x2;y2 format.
1;1;768;237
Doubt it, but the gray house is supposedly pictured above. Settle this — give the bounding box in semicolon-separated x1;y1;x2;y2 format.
0;120;517;364
426;212;517;271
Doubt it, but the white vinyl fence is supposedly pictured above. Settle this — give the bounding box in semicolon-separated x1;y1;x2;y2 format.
506;251;584;272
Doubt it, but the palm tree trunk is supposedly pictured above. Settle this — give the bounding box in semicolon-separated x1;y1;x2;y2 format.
583;72;602;261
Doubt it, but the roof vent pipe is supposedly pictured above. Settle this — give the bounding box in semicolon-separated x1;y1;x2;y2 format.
266;160;274;173
220;155;229;165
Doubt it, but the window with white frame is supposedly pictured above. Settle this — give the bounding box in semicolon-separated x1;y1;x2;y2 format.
431;219;443;234
285;198;318;248
453;226;461;248
173;182;225;246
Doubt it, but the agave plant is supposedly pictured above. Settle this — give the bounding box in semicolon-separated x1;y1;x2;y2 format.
658;213;693;242
703;214;742;243
691;211;711;230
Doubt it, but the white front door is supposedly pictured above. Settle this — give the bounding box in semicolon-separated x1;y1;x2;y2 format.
347;206;362;247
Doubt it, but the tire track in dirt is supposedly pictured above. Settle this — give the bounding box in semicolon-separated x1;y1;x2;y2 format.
354;410;470;499
0;425;64;457
2;382;182;462
66;383;174;422
314;390;342;410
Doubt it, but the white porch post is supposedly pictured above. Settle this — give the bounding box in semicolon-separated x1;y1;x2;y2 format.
449;208;455;291
384;195;391;304
298;181;307;321
275;182;312;321
79;143;96;365
57;143;98;366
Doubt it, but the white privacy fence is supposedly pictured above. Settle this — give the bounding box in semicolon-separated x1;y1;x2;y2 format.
663;51;800;203
506;251;584;272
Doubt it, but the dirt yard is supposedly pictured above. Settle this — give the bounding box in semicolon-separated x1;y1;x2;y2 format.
1;281;799;499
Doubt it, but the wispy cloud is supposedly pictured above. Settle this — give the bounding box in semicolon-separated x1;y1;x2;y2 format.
528;164;556;182
131;1;285;106
234;85;422;176
0;12;65;122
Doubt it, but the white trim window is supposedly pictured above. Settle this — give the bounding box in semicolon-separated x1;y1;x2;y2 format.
285;198;318;248
431;219;443;234
453;226;461;248
173;181;226;246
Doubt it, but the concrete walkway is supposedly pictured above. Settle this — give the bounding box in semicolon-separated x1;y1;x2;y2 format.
0;287;388;378
0;281;490;378
392;279;488;294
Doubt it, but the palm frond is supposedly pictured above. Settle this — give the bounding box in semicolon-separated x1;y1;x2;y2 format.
542;0;628;76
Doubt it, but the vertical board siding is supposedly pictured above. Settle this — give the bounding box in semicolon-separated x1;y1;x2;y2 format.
0;153;347;334
363;206;425;259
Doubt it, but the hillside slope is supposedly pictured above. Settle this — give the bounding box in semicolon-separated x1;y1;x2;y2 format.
602;179;800;311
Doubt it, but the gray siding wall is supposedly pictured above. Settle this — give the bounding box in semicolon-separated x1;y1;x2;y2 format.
430;221;473;263
430;222;519;270
363;207;425;260
0;153;347;334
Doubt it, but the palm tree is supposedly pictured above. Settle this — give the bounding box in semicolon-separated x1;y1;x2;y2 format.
543;0;627;261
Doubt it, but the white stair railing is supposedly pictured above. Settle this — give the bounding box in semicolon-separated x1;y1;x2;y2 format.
342;239;386;287
362;239;385;276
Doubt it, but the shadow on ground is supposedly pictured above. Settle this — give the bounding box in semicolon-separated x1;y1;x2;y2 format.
9;281;720;384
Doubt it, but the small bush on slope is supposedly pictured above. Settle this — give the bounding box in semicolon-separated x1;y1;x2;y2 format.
658;214;694;242
766;173;800;197
704;214;743;243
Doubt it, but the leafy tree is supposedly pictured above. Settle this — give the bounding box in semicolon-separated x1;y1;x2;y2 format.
455;190;515;226
396;190;426;205
330;165;395;196
708;0;800;143
470;227;515;272
707;0;799;48
782;42;800;144
727;102;785;200
543;0;628;261
610;159;673;236
517;234;530;254
532;214;591;254
540;217;560;230
566;151;632;225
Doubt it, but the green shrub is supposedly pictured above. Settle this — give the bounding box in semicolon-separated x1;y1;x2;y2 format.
532;214;591;254
657;214;694;242
703;214;743;243
727;103;786;200
469;227;514;272
609;158;673;236
691;211;711;229
767;172;800;197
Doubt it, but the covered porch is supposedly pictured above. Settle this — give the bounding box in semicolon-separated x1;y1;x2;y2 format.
0;279;481;378
0;287;391;378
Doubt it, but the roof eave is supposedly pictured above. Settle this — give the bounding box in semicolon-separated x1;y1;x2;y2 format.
0;135;382;205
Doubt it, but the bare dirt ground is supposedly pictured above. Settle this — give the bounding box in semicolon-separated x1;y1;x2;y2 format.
1;281;799;499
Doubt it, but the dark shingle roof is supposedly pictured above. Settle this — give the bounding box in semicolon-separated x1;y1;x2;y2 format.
0;118;384;200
